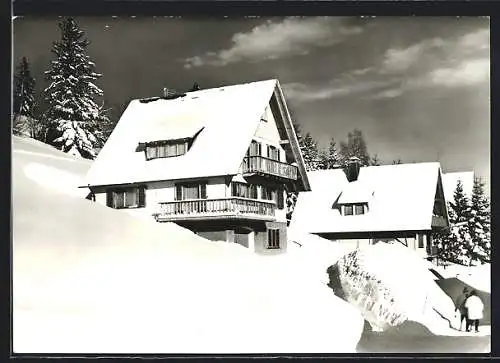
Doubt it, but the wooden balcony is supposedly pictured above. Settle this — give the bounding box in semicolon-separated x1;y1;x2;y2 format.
242;156;298;181
154;197;276;222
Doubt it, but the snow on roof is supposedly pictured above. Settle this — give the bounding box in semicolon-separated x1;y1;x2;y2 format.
84;79;308;187
442;171;474;204
336;180;374;205
290;162;443;234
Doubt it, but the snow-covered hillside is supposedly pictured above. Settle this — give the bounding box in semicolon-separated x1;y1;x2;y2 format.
12;136;364;354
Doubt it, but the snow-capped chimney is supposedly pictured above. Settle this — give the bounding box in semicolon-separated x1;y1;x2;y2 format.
345;156;361;182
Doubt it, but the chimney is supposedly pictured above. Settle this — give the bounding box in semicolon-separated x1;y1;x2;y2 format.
345;156;361;182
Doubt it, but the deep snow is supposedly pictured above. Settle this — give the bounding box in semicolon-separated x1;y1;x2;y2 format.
12;136;490;354
12;136;364;354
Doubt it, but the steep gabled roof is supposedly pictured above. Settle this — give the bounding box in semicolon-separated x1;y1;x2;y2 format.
83;79;310;190
290;162;445;234
442;171;474;204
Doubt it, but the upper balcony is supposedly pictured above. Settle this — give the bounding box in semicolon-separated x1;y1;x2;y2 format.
153;197;276;223
242;156;298;181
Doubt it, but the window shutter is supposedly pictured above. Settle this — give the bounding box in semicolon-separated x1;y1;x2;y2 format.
138;186;146;207
106;190;113;207
277;149;281;162
277;189;284;209
200;183;207;199
267;145;271;158
261;186;266;199
257;142;262;156
175;184;182;201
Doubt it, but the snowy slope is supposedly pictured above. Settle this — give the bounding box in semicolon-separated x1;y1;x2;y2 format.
12;136;363;354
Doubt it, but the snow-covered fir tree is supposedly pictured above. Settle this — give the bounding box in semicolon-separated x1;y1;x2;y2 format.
319;137;340;169
433;179;476;265
43;18;109;159
300;132;321;171
449;180;471;224
13;57;39;137
468;177;491;264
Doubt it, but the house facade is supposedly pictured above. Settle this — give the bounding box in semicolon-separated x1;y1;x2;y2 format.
290;158;450;258
82;79;311;253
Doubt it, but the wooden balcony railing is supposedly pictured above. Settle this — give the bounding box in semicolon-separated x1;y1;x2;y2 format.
154;197;276;222
242;156;298;180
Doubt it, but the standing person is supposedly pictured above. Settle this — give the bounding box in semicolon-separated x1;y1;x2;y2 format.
455;287;470;331
465;290;484;333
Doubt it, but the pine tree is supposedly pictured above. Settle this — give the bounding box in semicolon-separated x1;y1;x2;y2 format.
299;132;321;171
339;129;370;166
43;18;109;159
449;180;471;224
433;180;474;265
13;57;39;137
468;177;491;264
319;137;340;169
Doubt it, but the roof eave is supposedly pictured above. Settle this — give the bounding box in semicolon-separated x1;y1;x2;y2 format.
273;80;311;192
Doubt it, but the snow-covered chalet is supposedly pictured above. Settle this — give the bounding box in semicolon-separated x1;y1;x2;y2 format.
289;158;450;258
82;79;311;253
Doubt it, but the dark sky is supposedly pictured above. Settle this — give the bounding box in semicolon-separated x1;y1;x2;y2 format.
13;16;490;195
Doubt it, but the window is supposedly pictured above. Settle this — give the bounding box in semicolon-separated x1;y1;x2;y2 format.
344;205;354;216
261;186;276;202
231;182;258;199
267;145;280;161
107;186;146;209
418;234;424;248
355;204;365;215
246;140;262;157
340;203;367;216
267;229;280;249
175;182;207;200
145;140;189;160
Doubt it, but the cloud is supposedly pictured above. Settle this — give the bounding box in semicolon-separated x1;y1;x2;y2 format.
282;79;394;103
365;27;490;99
183;17;362;68
381;38;446;74
368;88;404;100
424;58;490;87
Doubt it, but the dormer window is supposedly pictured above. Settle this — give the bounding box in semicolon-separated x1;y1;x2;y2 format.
340;203;368;216
145;139;190;160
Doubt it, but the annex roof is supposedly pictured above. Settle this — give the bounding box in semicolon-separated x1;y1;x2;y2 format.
290;162;445;234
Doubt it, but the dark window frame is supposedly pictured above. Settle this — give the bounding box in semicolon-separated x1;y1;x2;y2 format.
231;182;258;199
175;182;208;201
145;139;190;161
340;203;367;216
418;234;425;248
247;140;262;157
267;228;280;249
107;186;146;209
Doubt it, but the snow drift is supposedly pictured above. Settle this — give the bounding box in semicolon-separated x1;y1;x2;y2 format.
326;243;458;334
13;136;364;353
